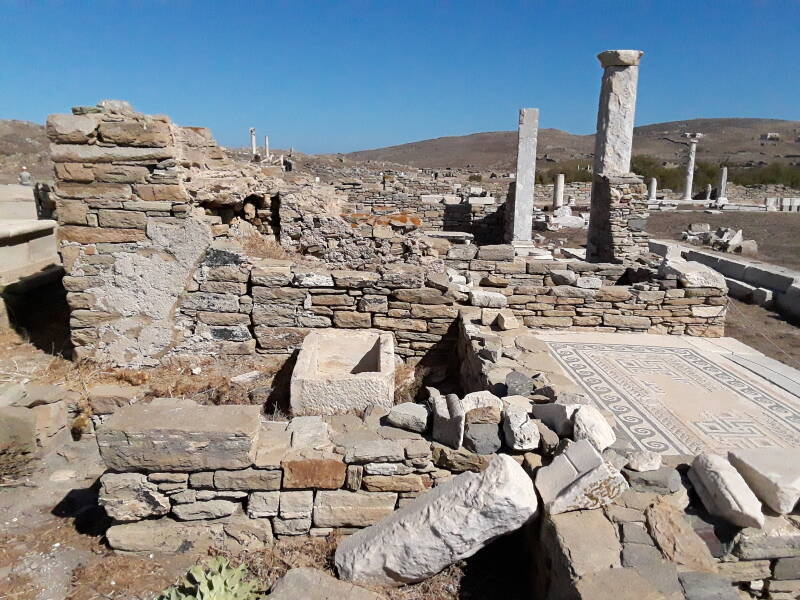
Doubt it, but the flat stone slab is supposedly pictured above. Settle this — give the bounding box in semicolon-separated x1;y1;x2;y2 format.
536;331;800;454
96;400;260;471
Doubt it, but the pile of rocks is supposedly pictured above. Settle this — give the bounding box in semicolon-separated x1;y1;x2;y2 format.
682;224;758;256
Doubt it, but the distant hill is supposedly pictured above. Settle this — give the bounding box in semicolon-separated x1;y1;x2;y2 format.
0;119;51;184
343;118;800;171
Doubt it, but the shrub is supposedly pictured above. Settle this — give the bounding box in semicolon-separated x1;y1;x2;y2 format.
468;174;482;182
157;558;260;600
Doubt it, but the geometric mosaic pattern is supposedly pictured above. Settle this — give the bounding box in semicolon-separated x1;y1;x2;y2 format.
547;342;800;454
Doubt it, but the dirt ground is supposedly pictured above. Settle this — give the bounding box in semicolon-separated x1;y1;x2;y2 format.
648;210;800;271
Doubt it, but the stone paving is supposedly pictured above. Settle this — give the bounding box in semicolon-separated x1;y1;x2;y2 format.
537;331;800;454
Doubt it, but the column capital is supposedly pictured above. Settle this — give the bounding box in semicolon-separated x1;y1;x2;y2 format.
683;132;704;143
597;49;644;68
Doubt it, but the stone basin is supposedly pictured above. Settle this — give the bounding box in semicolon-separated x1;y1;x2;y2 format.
290;330;395;416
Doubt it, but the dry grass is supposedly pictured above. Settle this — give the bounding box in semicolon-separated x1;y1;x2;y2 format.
239;230;293;260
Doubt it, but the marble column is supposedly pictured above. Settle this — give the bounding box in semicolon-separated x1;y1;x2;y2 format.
717;166;728;202
504;108;539;244
249;127;258;159
682;133;703;201
264;135;270;159
587;50;649;262
704;184;712;201
648;177;657;202
552;173;565;209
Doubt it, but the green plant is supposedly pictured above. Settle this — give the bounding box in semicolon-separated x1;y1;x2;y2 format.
158;558;261;600
468;174;482;182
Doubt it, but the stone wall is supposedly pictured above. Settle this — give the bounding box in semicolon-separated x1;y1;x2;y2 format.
586;174;650;263
534;181;592;207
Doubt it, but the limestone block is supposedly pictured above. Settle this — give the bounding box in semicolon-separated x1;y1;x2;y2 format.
502;408;540;451
98;121;172;147
98;472;170;522
688;453;764;529
659;258;727;290
313;491;398;527
133;183;188;202
279;490;313;519
88;384;142;415
294;271;334;287
627;451;662;472
94;164;150;183
287;416;330;448
273;516;311;536
281;456;346;489
461;390;503;413
476;245;514;261
46;114;97;143
247;491;280;518
729;448;800;514
463;423;501;455
531;402;580;437
98;209;147;229
106;518;224;554
573;405;616;451
335;455;538;586
496;309;520;330
214;468;281;491
431;444;489;473
290;330;395;416
678;572;738;600
222;517;274;552
734;515;800;560
96;402;260;472
574;567;667;600
30;401;67;444
50;143;174;163
172;500;237;521
469;290;508;308
269;568;385;600
385;403;428;433
362;474;426;492
345;440;406;464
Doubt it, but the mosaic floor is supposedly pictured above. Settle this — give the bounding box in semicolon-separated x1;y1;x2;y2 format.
536;332;800;455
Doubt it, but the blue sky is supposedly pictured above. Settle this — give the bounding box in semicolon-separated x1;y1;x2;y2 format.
2;1;798;153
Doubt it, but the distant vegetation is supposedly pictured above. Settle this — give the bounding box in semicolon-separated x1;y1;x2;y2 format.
537;160;593;184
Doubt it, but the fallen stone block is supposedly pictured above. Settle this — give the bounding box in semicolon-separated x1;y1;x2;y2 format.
535;439;627;514
431;392;464;449
335;455;537;586
688;453;764;529
463;423;502;455
502;408;540;451
96;401;260;472
269;567;385;600
469;290;508;308
734;515;800;560
627;451;662;472
646;498;718;573
728;447;800;515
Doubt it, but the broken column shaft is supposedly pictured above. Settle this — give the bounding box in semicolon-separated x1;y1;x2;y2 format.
586;49;649;263
504;108;539;245
552;173;565;209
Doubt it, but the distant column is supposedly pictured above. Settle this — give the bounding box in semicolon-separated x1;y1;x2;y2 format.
704;184;712;201
682;133;703;201
717;166;728;202
648;177;657;202
552;173;565;209
504;108;539;244
249;127;258;159
264;135;270;159
587;50;649;262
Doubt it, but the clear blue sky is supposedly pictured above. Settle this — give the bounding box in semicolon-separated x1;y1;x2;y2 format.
2;1;798;154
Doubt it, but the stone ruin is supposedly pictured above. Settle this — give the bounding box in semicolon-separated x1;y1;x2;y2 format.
13;49;800;600
682;223;759;256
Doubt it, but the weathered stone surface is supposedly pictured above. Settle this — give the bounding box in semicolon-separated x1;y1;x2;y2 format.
646;498;718;573
282;457;346;489
46;114;97;143
273;516;312;536
51;143;174;163
98;121;172;147
502;408;540;451
625;466;682;495
96;402;260;472
574;567;666;600
531;402;581;437
335;455;537;586
98;472;170;522
313;491;397;527
279;490;313;519
106;518;223;554
214;468;281;491
572;405;616;451
269;568;386;600
659;259;727;290
431;392;464;449
728;448;800;515
627;451;663;472
362;474;426;492
678;571;739;600
247;491;280;518
715;559;771;582
385;403;428;433
734;515;800;560
58;225;147;244
469;290;507;308
688;453;764;529
345;440;406;464
432;444;490;473
222;517;274;552
172;500;237;521
536;440;627;514
463;423;502;455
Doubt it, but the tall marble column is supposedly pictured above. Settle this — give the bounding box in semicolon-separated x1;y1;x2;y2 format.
249;127;258;159
552;173;565;209
682;133;703;201
504;108;539;245
264;135;270;159
587;50;649;262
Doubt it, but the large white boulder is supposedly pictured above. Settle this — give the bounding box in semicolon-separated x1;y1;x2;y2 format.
334;454;538;586
688;453;764;529
729;448;800;514
502;407;540;451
